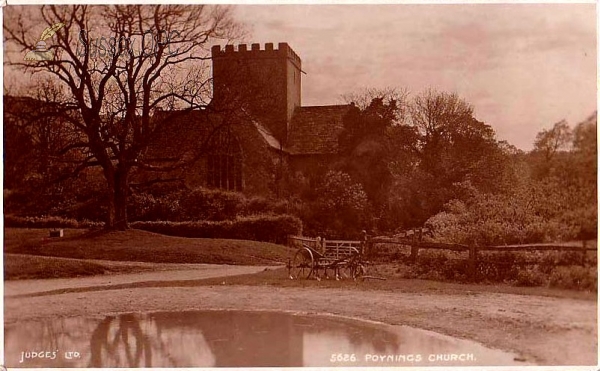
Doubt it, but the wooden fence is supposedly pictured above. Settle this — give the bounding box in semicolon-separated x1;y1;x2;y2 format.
289;230;597;278
372;233;597;276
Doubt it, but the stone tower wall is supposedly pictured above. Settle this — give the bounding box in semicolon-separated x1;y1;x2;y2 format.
211;42;302;145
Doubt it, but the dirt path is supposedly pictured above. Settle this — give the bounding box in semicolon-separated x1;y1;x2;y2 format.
4;267;597;366
4;264;270;297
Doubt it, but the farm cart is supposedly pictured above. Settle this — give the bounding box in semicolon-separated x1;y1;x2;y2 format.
287;236;367;280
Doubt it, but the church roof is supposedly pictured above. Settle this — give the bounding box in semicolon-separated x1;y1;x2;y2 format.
142;109;286;165
287;104;353;155
253;120;282;150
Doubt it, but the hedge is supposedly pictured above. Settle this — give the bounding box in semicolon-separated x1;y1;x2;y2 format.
4;215;103;229
128;187;300;222
131;214;302;244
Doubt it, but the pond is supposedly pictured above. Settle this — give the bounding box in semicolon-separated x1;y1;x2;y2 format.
5;310;530;367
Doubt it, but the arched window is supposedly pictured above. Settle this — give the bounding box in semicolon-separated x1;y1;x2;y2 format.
206;126;243;191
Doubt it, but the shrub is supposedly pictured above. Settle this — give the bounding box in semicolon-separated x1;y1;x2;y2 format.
375;244;597;290
426;184;582;245
549;266;597;291
180;188;246;221
4;215;103;229
131;214;302;244
128;193;159;221
241;197;295;216
415;250;470;281
128;192;184;222
62;198;108;222
514;265;547;287
370;243;411;263
244;196;271;215
128;187;298;222
476;252;519;282
303;171;371;239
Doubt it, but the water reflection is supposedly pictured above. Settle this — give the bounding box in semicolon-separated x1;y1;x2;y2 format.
5;310;524;367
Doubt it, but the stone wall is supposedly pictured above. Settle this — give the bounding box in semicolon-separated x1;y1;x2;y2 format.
211;43;302;145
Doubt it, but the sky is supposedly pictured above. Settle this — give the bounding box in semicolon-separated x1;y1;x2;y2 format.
3;3;595;151
233;4;596;150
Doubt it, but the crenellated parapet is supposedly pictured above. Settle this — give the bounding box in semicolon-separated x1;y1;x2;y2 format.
211;41;302;145
211;42;301;69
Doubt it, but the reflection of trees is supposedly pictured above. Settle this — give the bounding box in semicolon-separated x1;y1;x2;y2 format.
10;311;483;368
89;315;148;367
88;311;303;367
89;313;215;367
8;312;396;367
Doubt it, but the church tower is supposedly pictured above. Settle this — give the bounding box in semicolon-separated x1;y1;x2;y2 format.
211;42;302;145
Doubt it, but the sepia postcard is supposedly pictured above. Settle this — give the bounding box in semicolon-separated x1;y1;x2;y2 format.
2;2;597;370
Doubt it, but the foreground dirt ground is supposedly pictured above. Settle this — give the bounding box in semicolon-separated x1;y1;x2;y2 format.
4;266;597;366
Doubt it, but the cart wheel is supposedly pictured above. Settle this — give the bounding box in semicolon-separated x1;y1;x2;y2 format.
291;248;314;279
352;263;366;281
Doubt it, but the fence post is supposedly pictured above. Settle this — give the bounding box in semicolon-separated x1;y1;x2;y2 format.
468;245;478;279
410;244;419;263
361;230;368;256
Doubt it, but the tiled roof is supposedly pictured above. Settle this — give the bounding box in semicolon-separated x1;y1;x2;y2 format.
142;110;284;163
287;105;352;155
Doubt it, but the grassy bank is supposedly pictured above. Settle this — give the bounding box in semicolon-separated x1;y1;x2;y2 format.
3;254;173;280
4;228;295;278
195;266;597;301
4;228;596;294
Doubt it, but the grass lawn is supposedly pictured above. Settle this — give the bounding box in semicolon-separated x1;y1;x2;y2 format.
4;228;295;280
4;253;169;280
4;229;596;299
194;266;597;301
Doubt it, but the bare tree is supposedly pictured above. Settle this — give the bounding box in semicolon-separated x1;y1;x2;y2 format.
4;5;244;229
410;89;476;145
533;119;573;162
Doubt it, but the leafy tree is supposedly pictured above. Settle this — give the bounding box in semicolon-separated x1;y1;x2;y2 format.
411;89;505;191
339;98;407;201
303;171;370;239
339;88;408;154
4;80;77;189
572;112;597;184
426;184;549;246
531;119;573;178
530;114;596;238
389;89;508;226
334;88;511;232
4;5;243;229
534;119;573;161
3;99;38;189
4;81;110;218
337;90;418;232
428;112;598;244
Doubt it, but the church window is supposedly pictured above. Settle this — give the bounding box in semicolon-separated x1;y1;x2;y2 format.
206;126;243;191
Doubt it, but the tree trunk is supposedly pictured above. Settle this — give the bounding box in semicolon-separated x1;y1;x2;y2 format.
106;167;130;230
